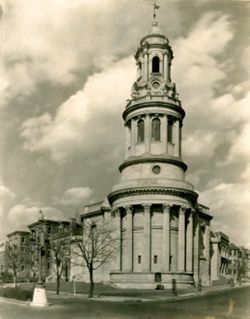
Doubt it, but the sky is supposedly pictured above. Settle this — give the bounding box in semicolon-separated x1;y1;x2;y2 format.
0;0;249;248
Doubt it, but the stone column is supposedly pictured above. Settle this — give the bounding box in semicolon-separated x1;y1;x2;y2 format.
178;206;186;272
162;204;171;272
174;119;180;157
179;121;182;157
113;208;121;272
193;212;200;285
143;204;151;272
145;53;149;80
163;54;168;82
161;115;167;153
131;118;136;155
125;122;130;158
143;53;148;81
145;115;151;153
204;224;211;285
186;210;194;272
124;206;133;272
168;61;171;82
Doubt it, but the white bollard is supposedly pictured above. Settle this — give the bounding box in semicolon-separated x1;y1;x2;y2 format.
30;286;48;307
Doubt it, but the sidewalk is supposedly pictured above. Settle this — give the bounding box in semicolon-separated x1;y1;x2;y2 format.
1;283;249;306
47;282;250;304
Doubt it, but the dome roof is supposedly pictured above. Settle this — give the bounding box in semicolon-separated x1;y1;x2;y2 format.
148;20;164;36
140;19;168;46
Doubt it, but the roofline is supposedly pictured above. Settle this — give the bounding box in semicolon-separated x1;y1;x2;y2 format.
7;230;30;237
27;219;70;228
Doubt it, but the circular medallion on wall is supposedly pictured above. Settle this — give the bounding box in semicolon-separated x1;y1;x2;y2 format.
152;165;161;174
152;81;161;90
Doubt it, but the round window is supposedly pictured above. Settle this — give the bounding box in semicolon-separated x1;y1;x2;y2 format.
152;165;161;174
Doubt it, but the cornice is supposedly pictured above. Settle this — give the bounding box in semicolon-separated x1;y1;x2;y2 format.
123;100;185;120
108;186;198;205
119;156;188;172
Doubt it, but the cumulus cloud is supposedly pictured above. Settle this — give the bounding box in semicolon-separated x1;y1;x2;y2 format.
200;181;250;247
0;1;249;249
7;204;65;231
56;187;93;207
183;130;217;158
0;184;16;204
21;56;135;162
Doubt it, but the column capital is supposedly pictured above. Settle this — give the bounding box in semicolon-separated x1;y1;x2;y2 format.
112;208;120;217
124;205;133;214
179;206;188;215
189;209;196;217
142;204;151;214
162;203;172;213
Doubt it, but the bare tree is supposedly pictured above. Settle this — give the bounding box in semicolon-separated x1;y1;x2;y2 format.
49;228;71;294
72;218;118;298
4;242;21;288
27;249;38;289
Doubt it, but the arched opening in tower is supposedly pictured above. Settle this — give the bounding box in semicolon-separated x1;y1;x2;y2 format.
152;56;160;73
137;119;145;143
152;118;161;141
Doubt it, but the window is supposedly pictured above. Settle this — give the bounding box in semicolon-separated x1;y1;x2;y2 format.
154;255;158;264
21;237;25;244
152;56;160;73
138;255;141;264
155;272;161;282
168;119;174;143
137;119;144;143
151;118;161;141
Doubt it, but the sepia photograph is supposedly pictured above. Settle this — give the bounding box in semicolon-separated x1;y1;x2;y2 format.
0;0;249;318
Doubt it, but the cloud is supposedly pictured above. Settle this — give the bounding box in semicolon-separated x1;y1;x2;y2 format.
7;204;65;231
227;122;250;163
0;184;16;204
183;130;216;158
200;181;250;247
21;56;135;162
57;187;93;206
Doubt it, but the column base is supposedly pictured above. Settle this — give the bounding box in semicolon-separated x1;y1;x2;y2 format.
110;271;194;289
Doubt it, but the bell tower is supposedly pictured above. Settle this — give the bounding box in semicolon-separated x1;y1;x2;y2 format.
108;12;201;289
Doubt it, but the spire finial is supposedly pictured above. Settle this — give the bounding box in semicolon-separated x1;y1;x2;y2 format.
152;2;160;20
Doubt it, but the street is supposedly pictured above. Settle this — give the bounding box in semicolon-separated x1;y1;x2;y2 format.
0;286;250;319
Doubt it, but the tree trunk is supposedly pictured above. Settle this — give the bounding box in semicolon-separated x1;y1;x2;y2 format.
56;276;60;295
14;275;17;288
88;266;94;298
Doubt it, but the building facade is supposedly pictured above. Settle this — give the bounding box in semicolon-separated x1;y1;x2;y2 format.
27;218;76;282
75;17;213;289
5;231;31;281
0;241;6;278
210;231;230;284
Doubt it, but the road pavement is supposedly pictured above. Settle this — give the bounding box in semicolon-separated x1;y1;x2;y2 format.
0;285;250;319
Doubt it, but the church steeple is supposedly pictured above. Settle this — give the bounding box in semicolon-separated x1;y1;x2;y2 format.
121;17;185;167
105;9;212;291
131;15;178;103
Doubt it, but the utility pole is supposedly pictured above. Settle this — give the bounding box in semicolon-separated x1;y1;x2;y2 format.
30;210;48;307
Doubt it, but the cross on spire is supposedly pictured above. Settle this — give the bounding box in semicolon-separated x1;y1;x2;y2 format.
152;2;160;20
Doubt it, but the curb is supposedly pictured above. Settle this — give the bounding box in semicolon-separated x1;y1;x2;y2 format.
0;284;249;306
0;296;30;307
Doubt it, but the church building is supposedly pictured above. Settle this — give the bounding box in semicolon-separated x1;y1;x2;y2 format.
79;14;213;289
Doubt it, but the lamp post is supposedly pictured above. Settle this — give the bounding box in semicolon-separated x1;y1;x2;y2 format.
30;210;48;307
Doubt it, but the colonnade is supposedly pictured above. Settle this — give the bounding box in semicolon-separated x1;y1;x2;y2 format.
113;204;194;274
125;115;181;158
136;50;171;83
